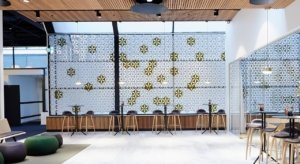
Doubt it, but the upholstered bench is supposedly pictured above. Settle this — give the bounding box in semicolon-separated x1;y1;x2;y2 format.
42;133;63;148
0;142;27;163
25;135;59;156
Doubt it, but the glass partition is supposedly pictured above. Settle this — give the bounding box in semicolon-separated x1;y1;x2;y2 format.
229;32;300;134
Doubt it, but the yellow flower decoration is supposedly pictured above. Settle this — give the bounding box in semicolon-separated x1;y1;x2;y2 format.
97;75;106;84
54;90;63;100
192;74;200;82
119;37;127;47
196;52;204;61
153;97;161;106
67;67;75;77
157;74;166;84
187;82;196;91
57;37;66;47
140;104;149;113
128;97;136;106
153;37;161;46
175;104;183;111
221;52;225;61
144;67;153;76
132;90;141;98
88;45;97;54
175;89;183;98
84;82;93;92
131;60;140;69
187;37;196;46
162;97;170;105
170;52;178;61
122;61;130;69
144;82;153;91
119;52;127;62
140;44;148;54
170;67;178;76
149;60;157;68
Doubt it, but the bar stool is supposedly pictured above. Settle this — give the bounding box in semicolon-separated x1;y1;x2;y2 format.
212;109;226;132
152;110;164;133
195;109;207;131
125;110;139;132
80;110;96;132
260;118;286;156
245;119;263;160
268;127;300;163
61;111;75;132
282;138;300;164
108;110;121;132
167;109;182;132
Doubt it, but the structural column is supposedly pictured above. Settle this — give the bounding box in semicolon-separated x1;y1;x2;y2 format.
0;11;4;119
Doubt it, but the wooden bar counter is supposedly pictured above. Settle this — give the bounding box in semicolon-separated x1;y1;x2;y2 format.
46;114;226;131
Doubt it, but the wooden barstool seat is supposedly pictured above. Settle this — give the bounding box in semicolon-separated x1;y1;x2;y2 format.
152;110;165;132
125;110;139;132
61;111;75;132
212;109;226;133
80;111;96;132
167;110;182;132
245;119;263;160
195;109;207;131
108;110;121;132
282;138;300;164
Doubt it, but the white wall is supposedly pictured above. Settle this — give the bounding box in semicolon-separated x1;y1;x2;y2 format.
0;11;4;119
226;0;300;62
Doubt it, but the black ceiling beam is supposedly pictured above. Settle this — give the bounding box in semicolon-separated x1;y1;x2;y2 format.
5;22;42;38
7;11;44;31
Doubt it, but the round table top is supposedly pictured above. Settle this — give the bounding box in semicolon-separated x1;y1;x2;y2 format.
272;115;300;119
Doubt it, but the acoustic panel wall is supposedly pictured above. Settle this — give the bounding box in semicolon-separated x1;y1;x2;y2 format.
119;33;225;114
49;33;226;115
49;34;115;114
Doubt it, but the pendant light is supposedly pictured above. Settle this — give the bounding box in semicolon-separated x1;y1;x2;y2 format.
250;0;275;5
262;9;272;75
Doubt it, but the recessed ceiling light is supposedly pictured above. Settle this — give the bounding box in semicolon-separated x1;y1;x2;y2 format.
249;0;275;5
147;0;153;2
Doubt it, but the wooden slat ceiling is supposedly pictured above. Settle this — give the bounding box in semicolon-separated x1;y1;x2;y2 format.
0;0;295;22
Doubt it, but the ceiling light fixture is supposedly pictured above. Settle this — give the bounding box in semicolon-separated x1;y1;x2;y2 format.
0;0;11;6
35;10;40;18
22;0;30;3
262;9;272;75
250;0;275;5
96;10;102;19
131;0;168;14
213;9;219;17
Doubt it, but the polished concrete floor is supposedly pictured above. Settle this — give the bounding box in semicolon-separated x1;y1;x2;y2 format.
53;130;262;164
